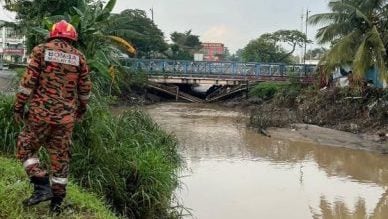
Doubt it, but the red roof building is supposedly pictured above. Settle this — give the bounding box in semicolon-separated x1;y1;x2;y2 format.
200;43;225;61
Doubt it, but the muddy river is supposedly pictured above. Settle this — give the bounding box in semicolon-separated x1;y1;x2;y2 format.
146;102;388;219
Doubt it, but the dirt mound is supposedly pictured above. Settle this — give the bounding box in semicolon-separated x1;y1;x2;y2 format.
250;87;388;139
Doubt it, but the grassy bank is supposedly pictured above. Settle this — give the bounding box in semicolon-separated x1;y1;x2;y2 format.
249;83;388;135
0;94;182;218
0;156;118;219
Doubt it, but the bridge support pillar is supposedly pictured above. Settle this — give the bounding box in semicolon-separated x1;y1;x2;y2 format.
245;81;249;99
175;86;179;101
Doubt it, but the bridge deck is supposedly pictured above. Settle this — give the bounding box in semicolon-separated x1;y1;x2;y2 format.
123;58;317;84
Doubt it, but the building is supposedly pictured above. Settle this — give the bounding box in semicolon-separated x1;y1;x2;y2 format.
0;20;26;63
200;43;226;61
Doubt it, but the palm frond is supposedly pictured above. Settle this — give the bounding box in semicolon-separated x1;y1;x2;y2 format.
107;35;136;55
308;12;343;25
353;38;372;80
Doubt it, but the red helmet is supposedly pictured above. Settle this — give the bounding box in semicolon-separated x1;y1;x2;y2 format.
49;20;78;41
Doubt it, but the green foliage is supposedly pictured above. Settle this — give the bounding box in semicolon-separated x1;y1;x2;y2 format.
0;94;182;218
249;82;286;100
305;47;328;60
243;38;287;63
242;30;308;63
70;97;181;218
249;81;302;105
0;156;118;219
3;0;82;52
309;0;388;81
169;30;202;60
0;94;20;155
109;9;168;58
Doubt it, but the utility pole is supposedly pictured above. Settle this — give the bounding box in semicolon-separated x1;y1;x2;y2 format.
303;9;310;64
150;7;154;22
300;11;304;64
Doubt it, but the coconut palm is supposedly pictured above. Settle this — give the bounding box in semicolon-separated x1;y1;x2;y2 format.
309;0;388;81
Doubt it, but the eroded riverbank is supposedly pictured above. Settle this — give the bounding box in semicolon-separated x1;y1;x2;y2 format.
145;102;388;219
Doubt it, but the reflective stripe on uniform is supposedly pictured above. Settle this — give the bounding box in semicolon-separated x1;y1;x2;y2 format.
79;94;90;101
23;158;40;169
51;177;68;185
18;85;32;95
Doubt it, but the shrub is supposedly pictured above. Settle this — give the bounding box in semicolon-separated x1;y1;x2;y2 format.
249;82;284;100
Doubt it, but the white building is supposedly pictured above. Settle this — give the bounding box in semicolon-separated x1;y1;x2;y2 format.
0;20;26;63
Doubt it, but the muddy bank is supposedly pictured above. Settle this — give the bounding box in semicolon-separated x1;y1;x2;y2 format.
248;87;388;153
267;124;388;153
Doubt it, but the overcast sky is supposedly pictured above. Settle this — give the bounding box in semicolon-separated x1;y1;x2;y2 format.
0;0;330;53
115;0;330;52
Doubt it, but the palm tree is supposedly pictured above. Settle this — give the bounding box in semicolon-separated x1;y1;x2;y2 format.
309;0;388;82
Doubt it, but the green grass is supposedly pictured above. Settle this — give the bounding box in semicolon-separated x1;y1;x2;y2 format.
0;94;182;218
0;156;118;219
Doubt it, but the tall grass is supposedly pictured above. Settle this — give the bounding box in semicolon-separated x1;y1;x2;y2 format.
0;94;182;218
0;94;21;154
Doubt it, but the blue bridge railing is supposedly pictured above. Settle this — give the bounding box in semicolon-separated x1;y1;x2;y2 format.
122;58;317;78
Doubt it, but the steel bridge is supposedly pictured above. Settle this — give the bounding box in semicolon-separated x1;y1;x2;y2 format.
122;58;318;102
122;58;317;85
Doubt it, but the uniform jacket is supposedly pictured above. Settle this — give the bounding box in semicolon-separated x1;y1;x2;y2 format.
14;39;92;124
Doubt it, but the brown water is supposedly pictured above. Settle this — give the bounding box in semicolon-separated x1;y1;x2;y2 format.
145;102;388;219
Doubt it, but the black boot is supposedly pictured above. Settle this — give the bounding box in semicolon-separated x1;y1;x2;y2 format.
23;176;53;206
49;196;64;215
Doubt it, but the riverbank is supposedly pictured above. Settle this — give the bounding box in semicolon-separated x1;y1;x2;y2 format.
267;124;387;153
246;85;387;153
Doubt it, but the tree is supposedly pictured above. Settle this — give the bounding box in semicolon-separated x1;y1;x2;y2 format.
2;0;83;51
109;9;168;58
229;49;244;62
263;30;310;61
242;38;284;63
242;37;292;63
169;30;202;60
309;0;388;81
242;30;308;63
305;47;327;60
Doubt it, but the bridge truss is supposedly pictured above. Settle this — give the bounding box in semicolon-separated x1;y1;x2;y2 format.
122;58;317;83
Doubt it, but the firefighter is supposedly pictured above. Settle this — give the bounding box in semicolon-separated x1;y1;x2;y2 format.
13;20;91;213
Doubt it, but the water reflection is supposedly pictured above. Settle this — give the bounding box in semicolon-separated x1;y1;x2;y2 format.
145;103;388;219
